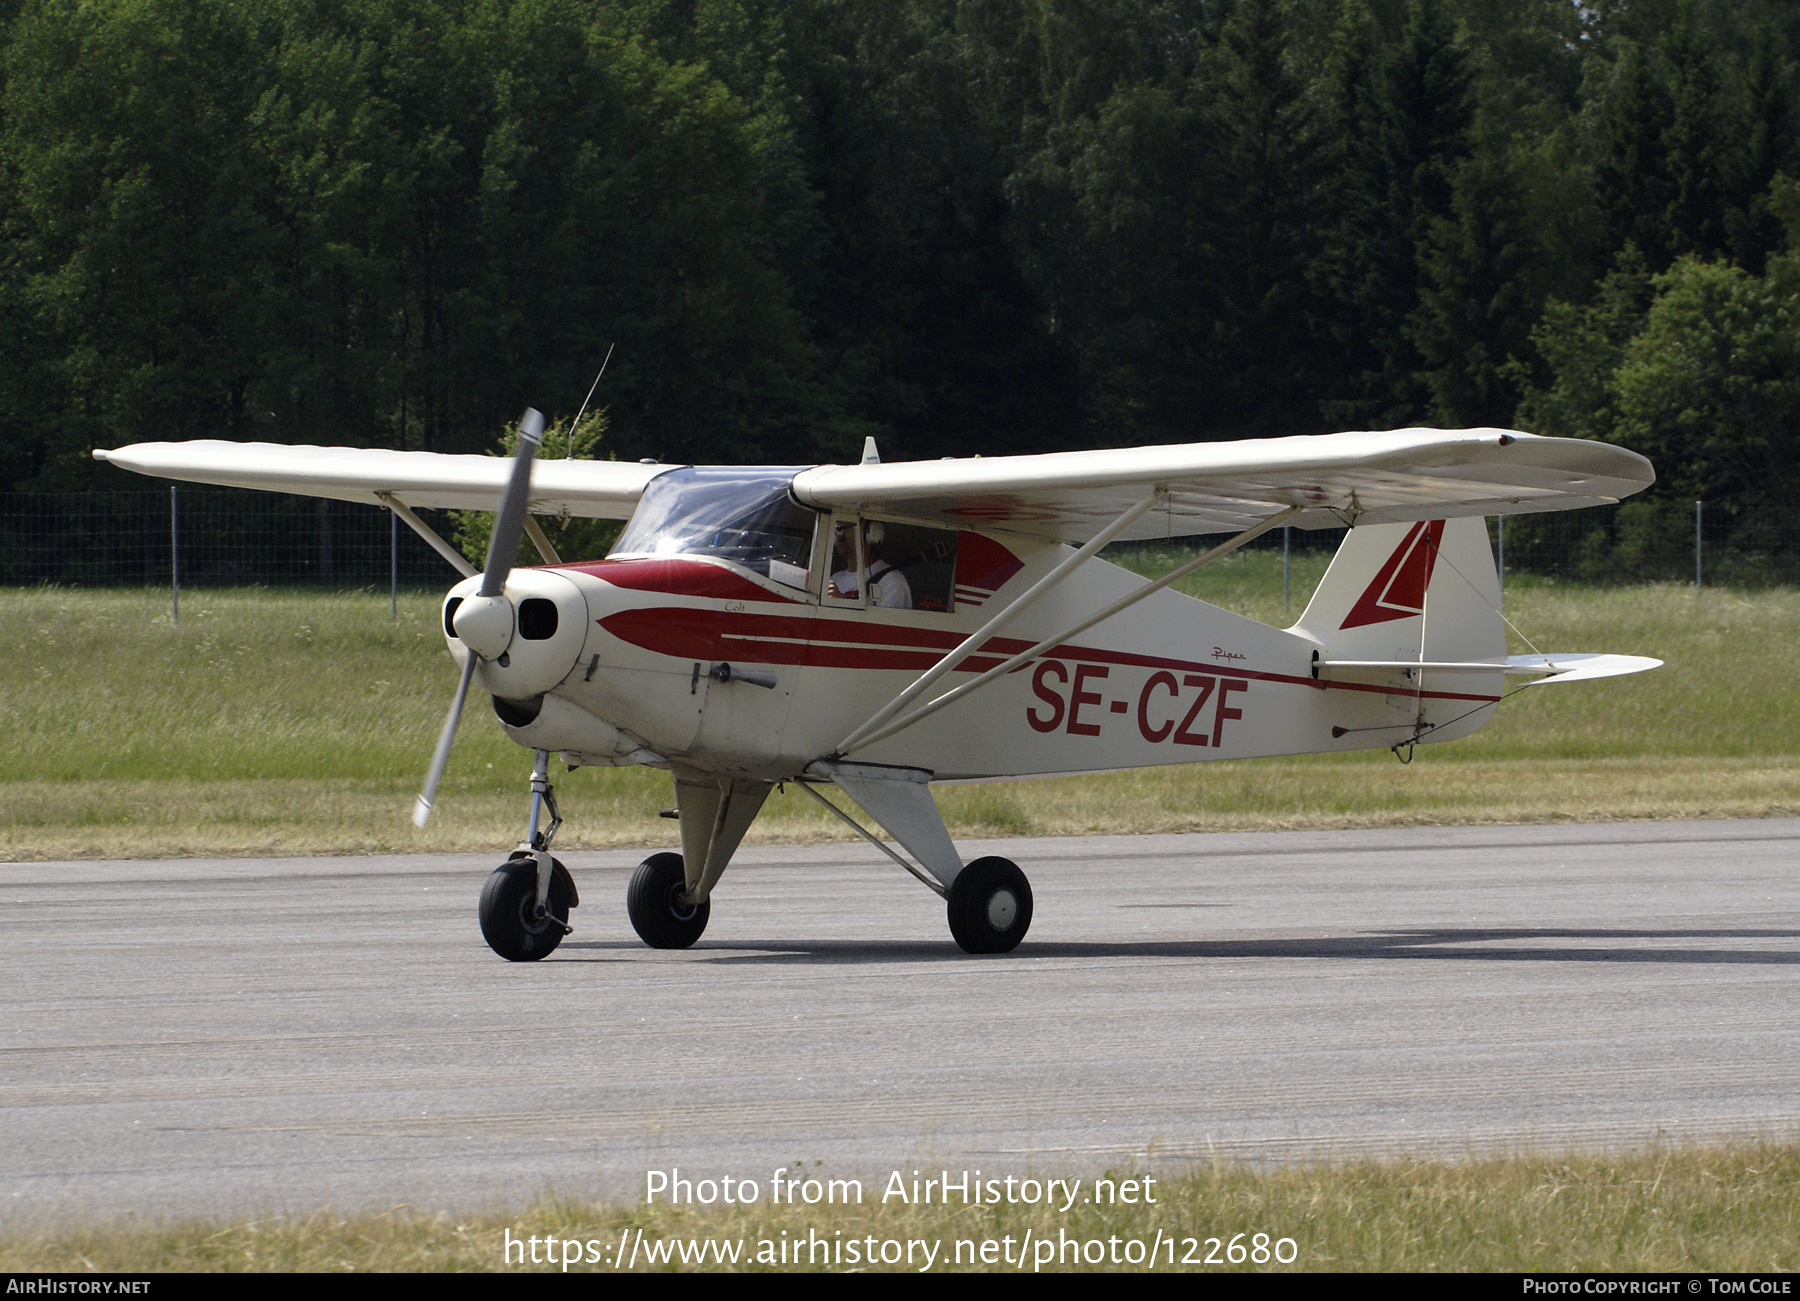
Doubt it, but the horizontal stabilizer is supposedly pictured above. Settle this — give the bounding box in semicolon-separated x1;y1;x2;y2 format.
1317;653;1662;682
1319;659;1512;674
1504;653;1663;685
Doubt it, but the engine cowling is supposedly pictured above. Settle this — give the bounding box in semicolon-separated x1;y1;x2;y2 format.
441;568;590;701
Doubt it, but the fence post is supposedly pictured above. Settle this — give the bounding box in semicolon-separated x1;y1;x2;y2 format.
390;505;398;619
317;497;333;580
1282;526;1290;611
1695;500;1703;591
170;485;179;625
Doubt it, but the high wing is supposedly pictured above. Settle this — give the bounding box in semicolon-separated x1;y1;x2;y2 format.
94;440;665;518
96;426;1653;544
790;427;1654;543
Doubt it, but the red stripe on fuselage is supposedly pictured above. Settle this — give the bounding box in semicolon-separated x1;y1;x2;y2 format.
597;606;1030;673
568;556;802;604
596;604;1501;705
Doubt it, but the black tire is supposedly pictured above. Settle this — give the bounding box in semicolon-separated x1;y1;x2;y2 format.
946;856;1033;954
479;855;577;961
627;851;710;949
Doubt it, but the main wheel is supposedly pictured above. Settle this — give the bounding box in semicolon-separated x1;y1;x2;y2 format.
479;854;577;961
946;856;1033;954
627;851;710;949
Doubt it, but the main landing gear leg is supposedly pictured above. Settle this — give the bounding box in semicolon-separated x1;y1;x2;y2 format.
627;771;771;950
807;760;1033;954
478;748;579;962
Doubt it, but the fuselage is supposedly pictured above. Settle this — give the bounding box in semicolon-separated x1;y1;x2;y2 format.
446;518;1506;783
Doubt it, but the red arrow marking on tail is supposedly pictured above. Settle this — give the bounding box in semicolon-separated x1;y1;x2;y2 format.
1339;520;1445;629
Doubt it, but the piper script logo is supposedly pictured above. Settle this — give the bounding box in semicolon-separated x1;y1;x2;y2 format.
1339;520;1445;629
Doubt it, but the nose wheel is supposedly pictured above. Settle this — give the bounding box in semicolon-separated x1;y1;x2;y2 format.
479;853;577;961
478;747;579;961
947;856;1032;953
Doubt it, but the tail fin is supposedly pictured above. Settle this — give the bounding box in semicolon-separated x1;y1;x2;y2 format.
1291;518;1504;743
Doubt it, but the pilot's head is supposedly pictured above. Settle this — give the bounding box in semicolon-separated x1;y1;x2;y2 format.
835;520;884;564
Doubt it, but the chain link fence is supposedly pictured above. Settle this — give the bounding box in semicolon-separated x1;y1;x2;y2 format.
1113;500;1800;590
0;488;469;590
4;489;1799;592
1493;500;1800;587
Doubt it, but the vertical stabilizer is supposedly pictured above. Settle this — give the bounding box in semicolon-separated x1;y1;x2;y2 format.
1291;518;1505;743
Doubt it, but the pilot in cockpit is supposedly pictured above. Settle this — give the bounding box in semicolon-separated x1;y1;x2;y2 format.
828;520;912;609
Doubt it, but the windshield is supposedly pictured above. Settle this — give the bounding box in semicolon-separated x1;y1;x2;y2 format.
610;467;818;588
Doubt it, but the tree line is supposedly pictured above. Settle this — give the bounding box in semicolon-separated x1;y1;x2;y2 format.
5;0;1799;514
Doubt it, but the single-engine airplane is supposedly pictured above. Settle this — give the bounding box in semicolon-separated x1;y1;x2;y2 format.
96;423;1659;956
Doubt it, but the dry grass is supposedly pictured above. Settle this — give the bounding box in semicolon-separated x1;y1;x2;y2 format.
6;753;1799;861
3;1143;1796;1271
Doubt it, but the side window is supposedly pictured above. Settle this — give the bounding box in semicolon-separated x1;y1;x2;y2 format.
823;518;957;612
868;520;958;613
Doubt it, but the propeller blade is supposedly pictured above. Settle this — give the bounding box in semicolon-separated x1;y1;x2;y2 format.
479;408;546;598
414;649;480;828
416;406;542;829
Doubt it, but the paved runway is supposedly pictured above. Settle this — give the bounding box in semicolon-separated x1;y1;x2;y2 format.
4;819;1799;1224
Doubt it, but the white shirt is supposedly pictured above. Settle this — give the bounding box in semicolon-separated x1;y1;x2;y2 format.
831;563;912;609
868;562;912;609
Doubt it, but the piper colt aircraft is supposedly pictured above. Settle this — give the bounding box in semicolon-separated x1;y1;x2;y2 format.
96;423;1658;956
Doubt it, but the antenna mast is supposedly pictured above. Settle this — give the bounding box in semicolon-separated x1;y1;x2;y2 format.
568;343;615;458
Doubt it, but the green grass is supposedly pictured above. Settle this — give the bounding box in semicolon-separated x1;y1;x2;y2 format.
7;588;474;783
1115;543;1800;759
3;567;1797;859
4;1143;1796;1271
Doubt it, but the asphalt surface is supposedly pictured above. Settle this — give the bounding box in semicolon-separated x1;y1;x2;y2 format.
4;818;1799;1225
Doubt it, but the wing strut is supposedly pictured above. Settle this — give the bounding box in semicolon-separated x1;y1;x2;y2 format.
835;489;1164;756
522;515;563;566
377;492;478;579
833;503;1303;759
793;774;951;898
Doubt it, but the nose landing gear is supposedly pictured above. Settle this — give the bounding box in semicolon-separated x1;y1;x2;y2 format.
479;852;577;960
477;748;578;961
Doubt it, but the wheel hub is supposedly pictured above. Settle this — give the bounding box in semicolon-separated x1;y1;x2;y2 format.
947;856;1032;954
517;893;555;934
666;881;699;921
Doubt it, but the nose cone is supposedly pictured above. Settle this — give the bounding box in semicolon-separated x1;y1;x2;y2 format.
451;593;513;660
442;569;590;699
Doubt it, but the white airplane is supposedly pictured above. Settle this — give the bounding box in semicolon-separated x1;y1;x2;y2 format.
96;422;1658;957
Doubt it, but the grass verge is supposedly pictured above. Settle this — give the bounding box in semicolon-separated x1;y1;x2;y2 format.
3;1143;1796;1272
5;754;1800;860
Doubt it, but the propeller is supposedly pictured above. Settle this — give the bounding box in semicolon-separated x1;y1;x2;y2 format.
413;408;546;829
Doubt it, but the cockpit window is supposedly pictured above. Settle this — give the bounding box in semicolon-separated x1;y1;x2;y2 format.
609;466;818;590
